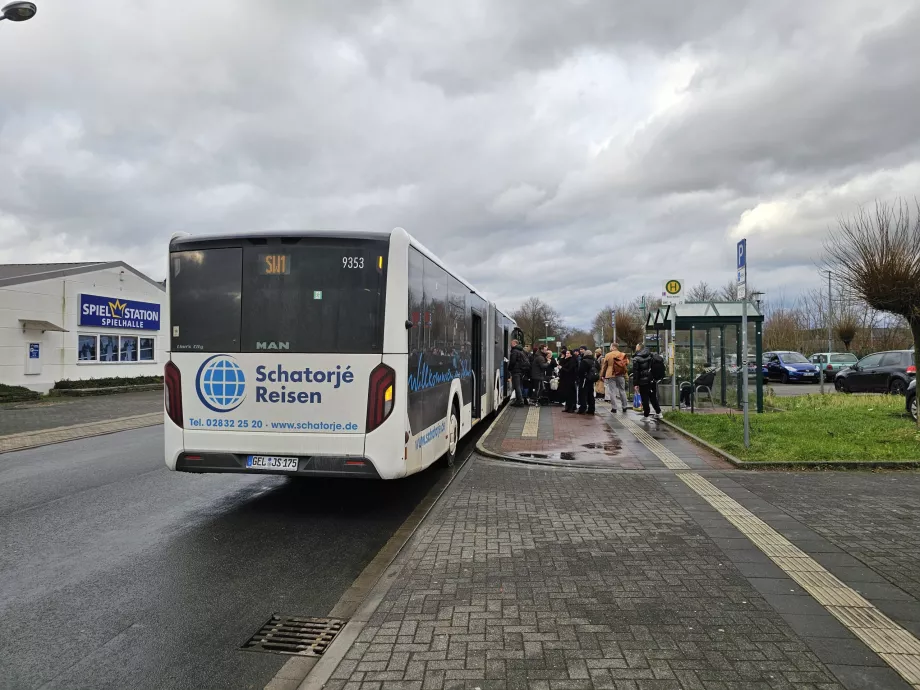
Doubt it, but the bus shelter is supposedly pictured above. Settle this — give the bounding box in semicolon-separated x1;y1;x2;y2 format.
645;302;764;413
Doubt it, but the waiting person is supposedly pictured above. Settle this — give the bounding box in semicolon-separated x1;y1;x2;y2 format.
601;344;630;413
577;348;597;415
530;347;552;404
593;348;605;399
632;343;662;419
507;339;528;406
560;349;579;412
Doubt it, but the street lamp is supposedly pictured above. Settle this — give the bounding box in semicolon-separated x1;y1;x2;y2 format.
544;320;549;345
0;2;37;21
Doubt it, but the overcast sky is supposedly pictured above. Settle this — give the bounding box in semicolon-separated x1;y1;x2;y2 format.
1;1;918;328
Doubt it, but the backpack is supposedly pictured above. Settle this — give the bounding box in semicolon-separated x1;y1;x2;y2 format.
586;359;600;383
650;352;666;381
610;353;628;377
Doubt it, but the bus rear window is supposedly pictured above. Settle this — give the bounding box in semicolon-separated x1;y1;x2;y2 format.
240;240;387;353
170;248;243;352
170;239;388;354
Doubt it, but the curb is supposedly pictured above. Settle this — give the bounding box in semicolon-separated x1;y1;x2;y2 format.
660;417;920;470
0;413;163;454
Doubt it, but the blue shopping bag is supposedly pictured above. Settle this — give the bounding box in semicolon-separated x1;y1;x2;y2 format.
633;391;642;410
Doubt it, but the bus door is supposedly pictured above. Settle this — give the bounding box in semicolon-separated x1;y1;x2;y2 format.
471;312;483;419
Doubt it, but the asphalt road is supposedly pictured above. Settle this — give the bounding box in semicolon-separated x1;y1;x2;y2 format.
0;427;447;690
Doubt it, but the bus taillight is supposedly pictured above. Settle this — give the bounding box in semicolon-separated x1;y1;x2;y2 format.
164;361;183;428
366;363;395;432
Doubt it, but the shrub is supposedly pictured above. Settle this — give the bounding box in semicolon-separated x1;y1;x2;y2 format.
0;383;42;403
54;375;163;390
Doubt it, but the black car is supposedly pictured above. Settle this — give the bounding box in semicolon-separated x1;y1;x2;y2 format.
834;349;916;394
907;380;917;421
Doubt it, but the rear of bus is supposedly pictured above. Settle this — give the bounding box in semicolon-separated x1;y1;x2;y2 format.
164;231;405;479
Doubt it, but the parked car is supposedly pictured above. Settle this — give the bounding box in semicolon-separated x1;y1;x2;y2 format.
762;351;821;384
907;380;917;421
809;352;859;382
834;350;916;394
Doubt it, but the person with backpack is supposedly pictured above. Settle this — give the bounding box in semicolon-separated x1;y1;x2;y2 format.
577;349;598;414
632;343;663;418
600;344;630;413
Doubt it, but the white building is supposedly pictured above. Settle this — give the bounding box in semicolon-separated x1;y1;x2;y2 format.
0;262;168;393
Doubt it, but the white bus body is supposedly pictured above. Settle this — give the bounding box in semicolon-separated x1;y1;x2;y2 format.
164;227;517;480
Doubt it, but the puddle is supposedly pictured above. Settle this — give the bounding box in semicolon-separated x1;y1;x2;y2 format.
515;453;549;459
582;441;622;452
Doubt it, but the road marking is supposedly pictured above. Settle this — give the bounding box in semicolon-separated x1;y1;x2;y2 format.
618;416;689;470
616;417;920;689
521;405;540;437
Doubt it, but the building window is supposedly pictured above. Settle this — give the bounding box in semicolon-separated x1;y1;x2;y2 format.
78;334;156;363
78;335;98;361
119;336;138;362
99;335;118;362
139;337;155;361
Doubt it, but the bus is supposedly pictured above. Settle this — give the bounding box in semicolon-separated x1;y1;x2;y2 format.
163;227;518;480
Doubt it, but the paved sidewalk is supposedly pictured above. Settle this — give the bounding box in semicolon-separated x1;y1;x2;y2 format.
0;391;163;453
308;409;920;690
480;402;730;471
0;390;162;436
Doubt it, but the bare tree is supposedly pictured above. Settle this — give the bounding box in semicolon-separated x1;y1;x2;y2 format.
720;280;760;304
511;297;565;349
687;281;718;302
763;307;806;352
563;329;595;350
825;199;920;394
591;306;615;345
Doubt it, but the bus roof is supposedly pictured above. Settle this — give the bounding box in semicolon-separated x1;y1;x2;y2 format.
169;228;512;319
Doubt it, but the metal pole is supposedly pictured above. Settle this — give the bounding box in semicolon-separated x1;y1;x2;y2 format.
827;271;833;387
670;310;677;410
742;298;750;448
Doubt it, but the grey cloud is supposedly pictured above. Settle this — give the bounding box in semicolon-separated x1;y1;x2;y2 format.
1;0;918;329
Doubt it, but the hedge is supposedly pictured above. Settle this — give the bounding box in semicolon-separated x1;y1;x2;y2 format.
0;383;42;403
54;375;164;390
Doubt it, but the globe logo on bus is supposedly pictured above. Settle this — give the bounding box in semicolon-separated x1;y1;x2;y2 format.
196;355;246;412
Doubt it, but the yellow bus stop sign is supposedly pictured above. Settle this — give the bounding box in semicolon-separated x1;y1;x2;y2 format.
665;280;682;296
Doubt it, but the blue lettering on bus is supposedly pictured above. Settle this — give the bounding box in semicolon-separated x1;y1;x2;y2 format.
415;422;447;449
407;357;471;393
255;386;323;404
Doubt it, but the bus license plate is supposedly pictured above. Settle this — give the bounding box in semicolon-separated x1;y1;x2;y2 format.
247;456;298;470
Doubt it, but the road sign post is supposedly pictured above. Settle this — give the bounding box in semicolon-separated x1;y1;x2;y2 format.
737;239;750;449
662;280;684;411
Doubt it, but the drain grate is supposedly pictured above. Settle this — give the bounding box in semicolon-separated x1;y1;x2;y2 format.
242;615;346;657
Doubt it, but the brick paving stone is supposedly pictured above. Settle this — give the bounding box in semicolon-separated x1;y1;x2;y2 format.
729;473;920;603
327;461;845;689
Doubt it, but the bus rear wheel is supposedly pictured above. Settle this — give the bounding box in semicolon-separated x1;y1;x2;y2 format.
442;403;460;468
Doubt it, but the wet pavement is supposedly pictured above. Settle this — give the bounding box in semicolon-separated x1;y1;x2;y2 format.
0;390;162;436
0;426;448;690
482;402;731;470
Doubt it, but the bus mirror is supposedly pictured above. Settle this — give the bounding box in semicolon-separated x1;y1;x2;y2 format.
405;320;414;329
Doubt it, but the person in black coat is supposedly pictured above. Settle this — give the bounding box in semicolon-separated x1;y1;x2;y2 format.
529;348;552;403
577;350;597;414
507;340;528;406
559;350;579;412
632;344;662;418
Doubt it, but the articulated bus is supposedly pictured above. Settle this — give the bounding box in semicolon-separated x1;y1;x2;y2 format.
163;227;517;479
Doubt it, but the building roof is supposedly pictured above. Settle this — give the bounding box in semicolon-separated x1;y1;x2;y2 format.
0;261;164;291
0;262;105;281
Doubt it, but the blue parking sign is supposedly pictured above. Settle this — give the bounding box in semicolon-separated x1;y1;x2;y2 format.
737;239;746;270
29;343;40;359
